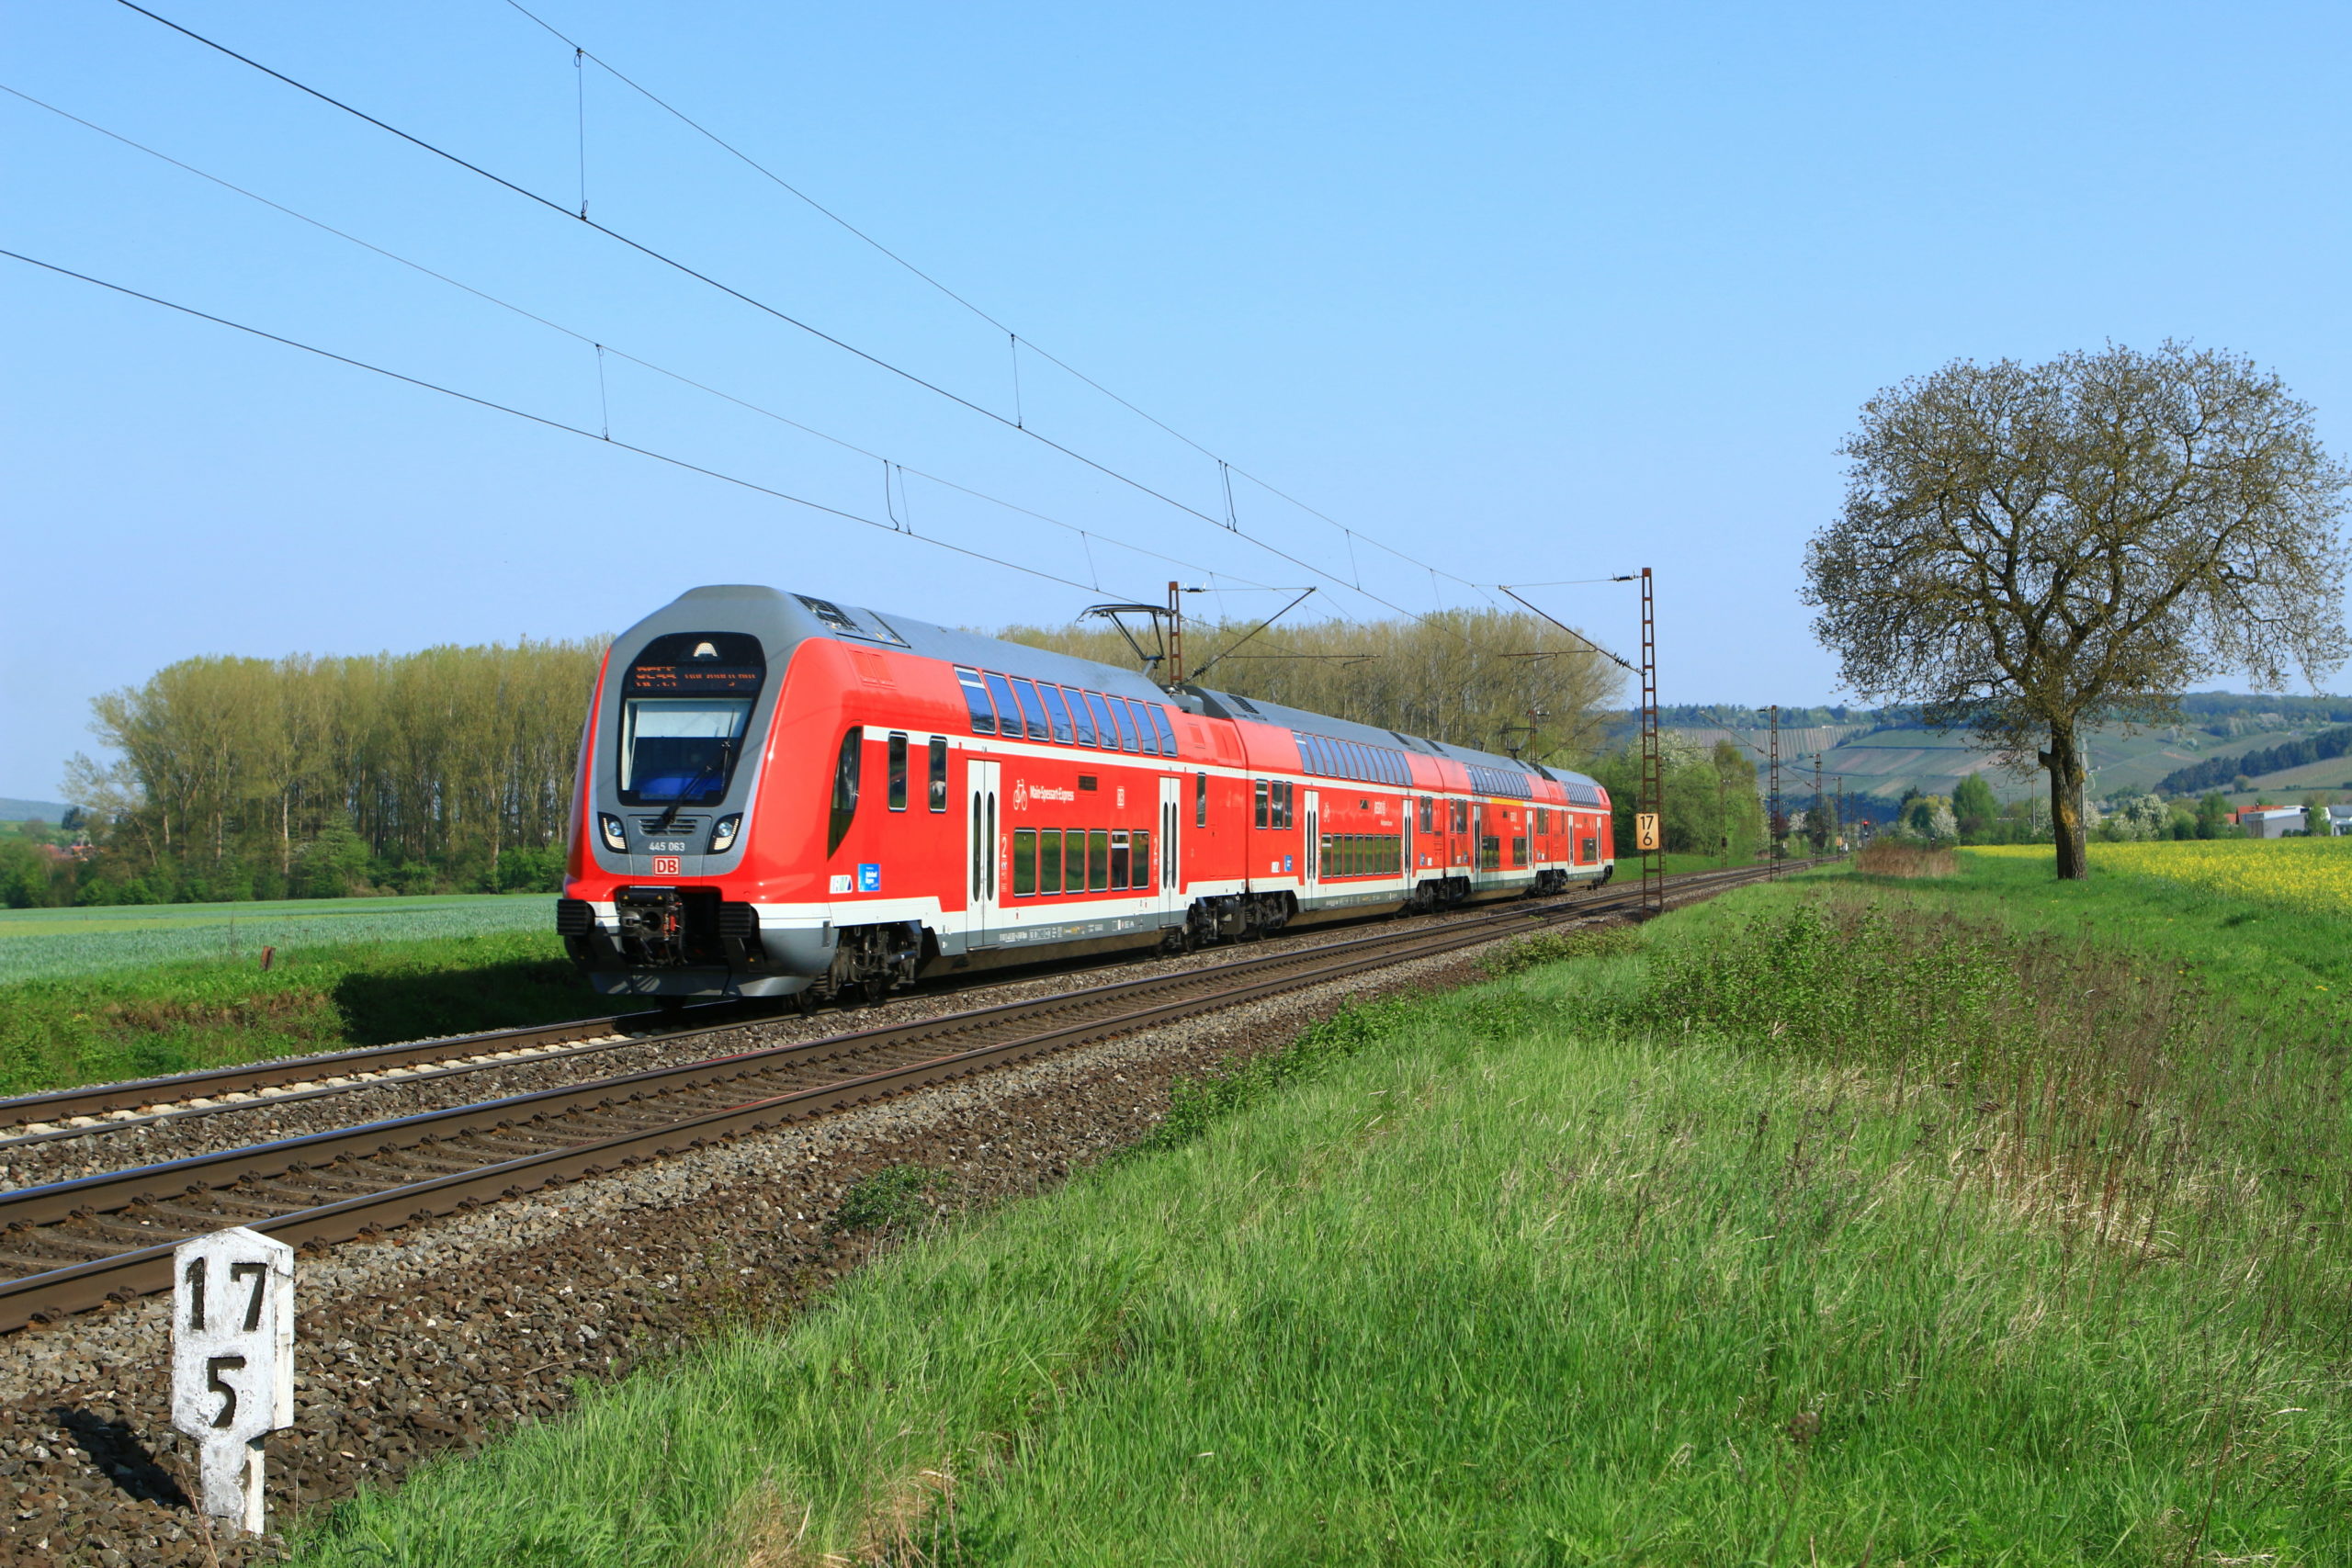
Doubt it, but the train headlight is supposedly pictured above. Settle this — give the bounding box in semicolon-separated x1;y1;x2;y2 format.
710;813;743;853
597;813;628;852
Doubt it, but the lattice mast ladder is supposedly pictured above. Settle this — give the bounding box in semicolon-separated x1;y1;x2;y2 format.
1814;750;1825;861
1638;568;1663;915
1166;581;1186;686
1768;705;1782;877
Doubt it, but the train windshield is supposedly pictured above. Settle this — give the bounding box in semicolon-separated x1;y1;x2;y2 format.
617;632;765;806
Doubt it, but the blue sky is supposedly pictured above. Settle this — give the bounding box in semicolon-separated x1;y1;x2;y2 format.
6;1;2348;800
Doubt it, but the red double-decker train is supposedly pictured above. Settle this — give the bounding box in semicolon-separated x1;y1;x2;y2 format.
559;585;1615;1004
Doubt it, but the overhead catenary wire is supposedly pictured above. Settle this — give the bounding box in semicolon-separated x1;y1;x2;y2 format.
1;247;1131;601
0;81;1289;596
115;0;1451;637
495;0;1502;610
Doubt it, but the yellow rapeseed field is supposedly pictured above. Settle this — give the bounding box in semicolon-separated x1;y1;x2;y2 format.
1968;838;2352;914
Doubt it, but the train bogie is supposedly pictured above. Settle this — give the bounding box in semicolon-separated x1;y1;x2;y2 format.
560;586;1614;1002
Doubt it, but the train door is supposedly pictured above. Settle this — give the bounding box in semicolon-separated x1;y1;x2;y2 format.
1302;789;1320;896
1472;803;1487;886
1401;805;1413;888
1158;774;1182;919
967;758;1000;942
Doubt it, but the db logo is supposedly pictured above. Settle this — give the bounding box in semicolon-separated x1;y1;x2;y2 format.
650;856;682;876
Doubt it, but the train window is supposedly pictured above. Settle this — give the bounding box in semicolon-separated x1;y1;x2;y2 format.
1120;699;1153;754
1038;684;1075;744
1107;698;1140;752
1084;692;1119;749
827;728;861;856
1132;829;1150;888
1274;780;1294;829
1147;705;1178;756
1581;836;1598;863
983;673;1020;738
1195;771;1208;828
1451;799;1468;833
1039;829;1063;894
1012;829;1036;896
1010;678;1050;741
1311;736;1334;775
1511;836;1528;867
1254;779;1269;829
955;668;996;735
1108;830;1131;889
929;738;948;812
887;733;908;811
1418;795;1433;833
1088;829;1111;891
1348;743;1368;781
1064;687;1097;746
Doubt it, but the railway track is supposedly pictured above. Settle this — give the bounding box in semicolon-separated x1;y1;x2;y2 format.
0;862;1812;1332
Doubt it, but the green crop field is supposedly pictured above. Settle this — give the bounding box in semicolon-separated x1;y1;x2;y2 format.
0;894;556;985
291;859;2352;1566
0;897;643;1096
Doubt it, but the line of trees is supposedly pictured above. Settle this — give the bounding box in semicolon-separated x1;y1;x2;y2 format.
1589;737;1770;862
51;640;602;905
1003;608;1626;765
22;607;1758;908
2156;725;2352;796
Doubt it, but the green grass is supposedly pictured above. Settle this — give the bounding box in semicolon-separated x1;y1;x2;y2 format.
0;928;644;1097
0;894;556;984
290;873;2352;1567
1902;848;2352;1030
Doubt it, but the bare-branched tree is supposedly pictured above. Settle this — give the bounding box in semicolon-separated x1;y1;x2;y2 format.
1804;343;2347;878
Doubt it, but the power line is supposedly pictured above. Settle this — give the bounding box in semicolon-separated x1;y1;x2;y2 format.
114;0;1453;637
0;80;1289;596
495;0;1501;607
2;247;1130;601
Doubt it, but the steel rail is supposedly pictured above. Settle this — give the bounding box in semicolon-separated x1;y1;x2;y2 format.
0;867;1736;1133
0;866;1751;1134
0;863;1813;1330
0;1002;763;1132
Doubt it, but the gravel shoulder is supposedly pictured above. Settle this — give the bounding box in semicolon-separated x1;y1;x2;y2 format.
0;887;1708;1566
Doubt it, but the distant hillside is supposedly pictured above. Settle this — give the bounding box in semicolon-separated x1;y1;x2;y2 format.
2157;728;2352;795
0;798;70;823
1659;704;2352;807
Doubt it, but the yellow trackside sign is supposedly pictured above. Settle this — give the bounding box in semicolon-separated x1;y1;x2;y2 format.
1635;813;1661;851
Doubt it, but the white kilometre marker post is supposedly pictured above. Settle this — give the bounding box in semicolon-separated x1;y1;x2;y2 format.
171;1227;294;1536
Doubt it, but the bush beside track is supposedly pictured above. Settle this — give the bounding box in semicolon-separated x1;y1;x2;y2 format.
288;862;2352;1566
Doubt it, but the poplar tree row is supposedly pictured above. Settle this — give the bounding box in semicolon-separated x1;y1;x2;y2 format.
1004;608;1628;765
54;610;1657;906
66;641;601;902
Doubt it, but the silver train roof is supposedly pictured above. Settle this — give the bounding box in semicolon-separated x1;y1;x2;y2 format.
647;585;1603;794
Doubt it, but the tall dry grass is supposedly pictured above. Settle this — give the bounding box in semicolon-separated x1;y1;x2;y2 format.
1854;839;1956;877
